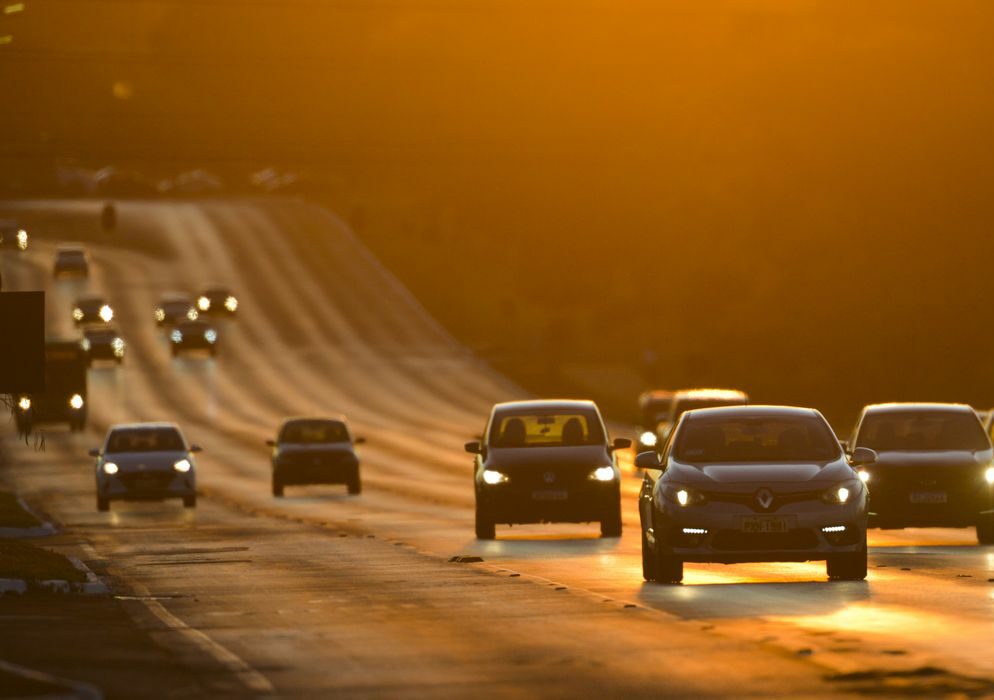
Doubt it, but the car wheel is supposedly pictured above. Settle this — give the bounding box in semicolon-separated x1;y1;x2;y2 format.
976;518;994;545
272;478;284;497
827;536;868;580
182;495;197;508
347;475;361;496
600;502;622;538
641;530;657;581
475;507;496;540
97;498;110;512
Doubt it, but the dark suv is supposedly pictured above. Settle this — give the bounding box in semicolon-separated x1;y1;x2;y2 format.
466;400;630;539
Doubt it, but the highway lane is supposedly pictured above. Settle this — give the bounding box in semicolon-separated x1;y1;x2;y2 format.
2;199;994;697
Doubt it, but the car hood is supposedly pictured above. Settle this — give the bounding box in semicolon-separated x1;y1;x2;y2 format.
103;451;190;472
870;449;992;469
666;458;854;485
277;443;355;457
485;445;612;469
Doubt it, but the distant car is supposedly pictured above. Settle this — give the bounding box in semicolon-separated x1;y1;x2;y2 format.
849;403;994;543
0;220;29;251
72;295;114;326
636;405;870;583
90;422;200;511
466;400;630;539
636;390;674;451
169;319;218;357
196;286;239;316
53;245;89;277
15;340;88;434
155;294;199;326
654;388;750;443
81;325;126;365
268;417;364;497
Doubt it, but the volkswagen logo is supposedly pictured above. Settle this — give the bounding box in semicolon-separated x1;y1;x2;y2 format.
755;488;774;510
543;471;556;484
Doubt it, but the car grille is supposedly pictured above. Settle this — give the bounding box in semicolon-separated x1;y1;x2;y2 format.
119;472;174;490
285;453;350;466
701;490;823;512
712;529;819;551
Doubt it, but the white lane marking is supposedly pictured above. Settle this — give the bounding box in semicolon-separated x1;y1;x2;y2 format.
79;543;273;694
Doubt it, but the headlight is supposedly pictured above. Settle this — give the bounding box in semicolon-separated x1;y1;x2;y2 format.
482;469;508;485
224;295;238;312
170;329;183;343
69;393;84;410
204;329;218;343
155;308;165;322
589;466;616;482
857;470;871;483
98;305;114;322
187;308;199;321
80;338;92;351
638;431;658;447
16;230;28;249
103;462;119;475
17;397;31;411
197;296;210;311
663;484;706;507
985;467;994;485
173;458;192;473
72;307;84;321
822;480;860;504
111;337;125;351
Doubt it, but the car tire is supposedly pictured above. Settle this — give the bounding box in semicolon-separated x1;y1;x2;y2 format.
976;519;994;545
641;531;657;581
182;495;197;509
654;547;683;584
475;507;496;540
272;478;284;497
827;537;868;580
600;502;623;538
97;498;110;512
347;475;361;496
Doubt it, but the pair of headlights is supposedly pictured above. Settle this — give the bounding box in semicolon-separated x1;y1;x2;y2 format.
197;295;238;312
663;481;862;507
170;329;217;344
16;395;84;411
481;466;616;485
102;458;191;475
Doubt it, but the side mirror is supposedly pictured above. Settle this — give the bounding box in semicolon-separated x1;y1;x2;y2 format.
265;439;275;447
464;441;482;455
634;451;662;470
88;448;100;458
354;437;366;445
611;437;632;451
850;446;877;467
189;444;203;453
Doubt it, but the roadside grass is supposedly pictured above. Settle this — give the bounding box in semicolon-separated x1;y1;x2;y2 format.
0;492;42;529
0;540;85;584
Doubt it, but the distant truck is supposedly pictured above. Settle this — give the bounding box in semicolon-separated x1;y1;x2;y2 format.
14;340;88;434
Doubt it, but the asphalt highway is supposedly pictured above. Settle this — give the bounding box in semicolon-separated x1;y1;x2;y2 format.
2;199;994;698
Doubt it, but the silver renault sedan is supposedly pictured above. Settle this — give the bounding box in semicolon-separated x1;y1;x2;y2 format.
636;405;872;583
91;422;200;511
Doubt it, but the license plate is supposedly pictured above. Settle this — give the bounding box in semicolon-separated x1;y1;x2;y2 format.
532;490;568;501
740;516;789;533
134;478;159;491
909;491;947;504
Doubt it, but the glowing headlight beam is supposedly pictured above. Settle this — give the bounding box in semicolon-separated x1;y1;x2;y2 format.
69;394;84;410
591;466;615;482
173;459;192;473
98;304;114;322
482;469;508;485
17;397;31;411
986;467;994;485
197;296;210;311
103;462;119;475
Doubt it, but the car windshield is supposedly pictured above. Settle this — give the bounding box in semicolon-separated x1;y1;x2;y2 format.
856;411;990;452
673;415;840;463
489;410;605;448
106;427;185;453
280;421;350;444
673;397;747;421
58;251;84;261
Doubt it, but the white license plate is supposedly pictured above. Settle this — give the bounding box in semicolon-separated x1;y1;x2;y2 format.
741;516;790;533
909;491;947;504
532;490;568;501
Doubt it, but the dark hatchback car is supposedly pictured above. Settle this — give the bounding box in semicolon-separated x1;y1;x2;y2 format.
81;325;126;365
849;403;994;543
197;286;239;317
268;417;364;496
466;400;630;540
170;319;219;357
53;246;89;277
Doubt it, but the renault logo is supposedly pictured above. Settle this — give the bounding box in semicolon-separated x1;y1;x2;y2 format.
755;488;774;510
543;471;556;484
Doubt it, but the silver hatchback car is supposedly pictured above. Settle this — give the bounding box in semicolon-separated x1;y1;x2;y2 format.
91;422;201;511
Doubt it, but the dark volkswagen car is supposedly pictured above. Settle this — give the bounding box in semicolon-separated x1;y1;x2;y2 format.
466;400;630;540
636;406;871;583
268;417;364;496
849;403;994;543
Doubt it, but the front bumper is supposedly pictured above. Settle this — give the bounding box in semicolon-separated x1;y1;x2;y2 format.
275;460;357;486
98;471;195;501
478;482;620;525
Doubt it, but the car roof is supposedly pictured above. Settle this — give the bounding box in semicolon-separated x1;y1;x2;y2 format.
683;405;821;419
673;388;749;401
862;402;975;414
108;422;182;431
56;244;85;252
639;390;674;406
492;399;600;413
